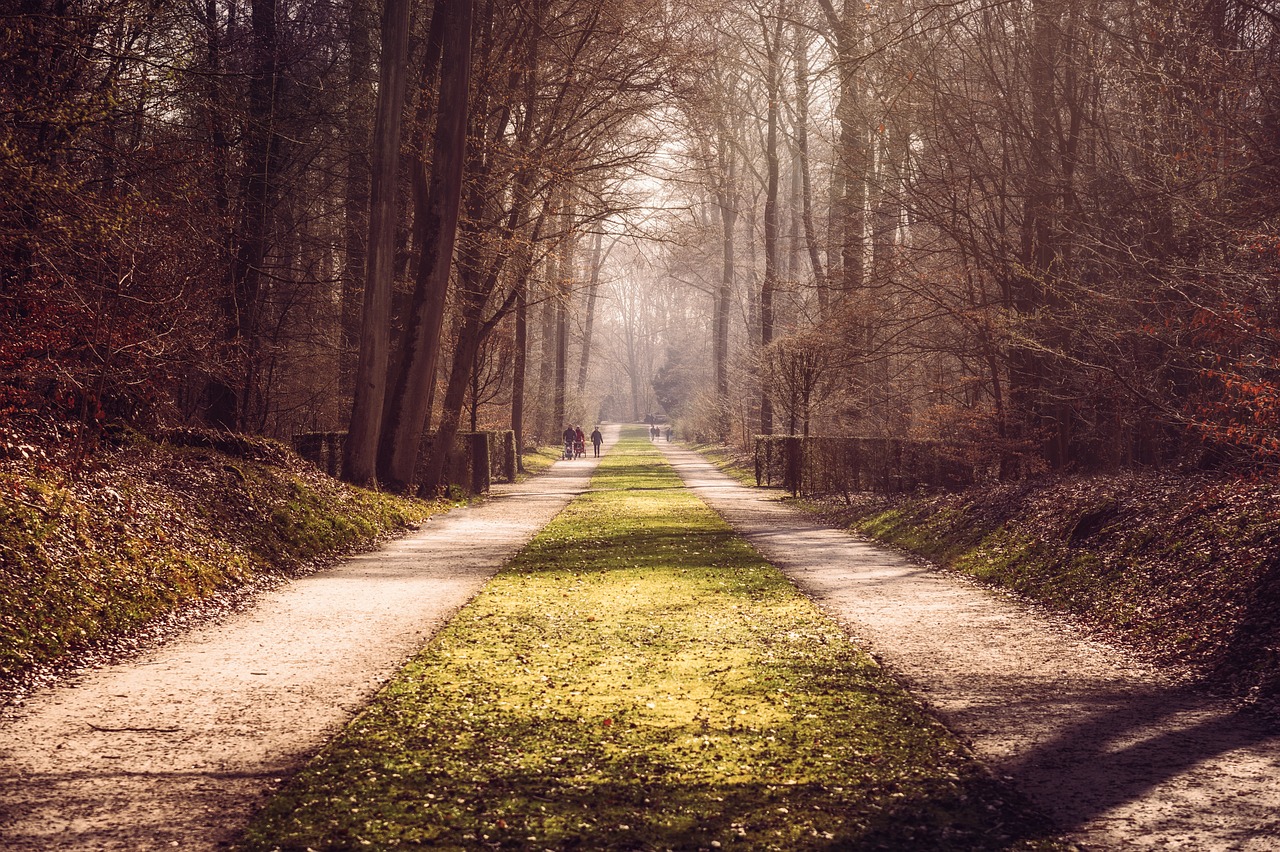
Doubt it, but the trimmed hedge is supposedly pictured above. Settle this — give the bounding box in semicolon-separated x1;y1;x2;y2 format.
756;435;987;496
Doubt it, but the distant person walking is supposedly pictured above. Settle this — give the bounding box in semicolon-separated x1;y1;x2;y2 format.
665;426;672;442
562;425;575;460
590;426;603;457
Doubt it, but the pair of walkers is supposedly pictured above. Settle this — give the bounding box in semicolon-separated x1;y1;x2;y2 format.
563;425;604;459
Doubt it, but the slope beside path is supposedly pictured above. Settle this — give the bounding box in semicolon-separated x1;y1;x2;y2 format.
662;442;1280;851
0;427;615;851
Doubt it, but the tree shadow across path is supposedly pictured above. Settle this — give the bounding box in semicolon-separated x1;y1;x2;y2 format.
662;442;1280;850
992;683;1279;848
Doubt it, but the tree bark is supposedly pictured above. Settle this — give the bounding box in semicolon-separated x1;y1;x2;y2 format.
713;142;736;439
794;22;826;313
552;201;574;432
375;0;474;492
575;229;604;393
339;0;373;417
209;0;279;432
817;0;867;297
342;0;412;485
511;278;528;469
760;12;782;437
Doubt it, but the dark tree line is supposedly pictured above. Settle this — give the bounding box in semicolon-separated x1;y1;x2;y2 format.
654;0;1280;472
2;0;668;492
4;0;1278;479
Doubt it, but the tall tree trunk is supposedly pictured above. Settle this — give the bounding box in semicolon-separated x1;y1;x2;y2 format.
534;267;556;439
552;201;574;431
818;0;867;297
209;0;279;431
760;13;781;437
339;0;373;419
1012;0;1064;466
713;148;736;439
793;22;826;313
575;229;604;393
201;0;235;427
376;0;473;492
511;279;528;469
342;0;412;485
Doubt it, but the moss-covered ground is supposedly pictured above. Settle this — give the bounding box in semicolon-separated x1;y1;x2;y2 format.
0;430;442;681
778;473;1280;706
691;439;1280;705
238;429;1064;851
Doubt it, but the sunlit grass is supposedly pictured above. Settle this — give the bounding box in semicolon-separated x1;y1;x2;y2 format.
517;444;563;479
686;440;758;487
239;428;1063;851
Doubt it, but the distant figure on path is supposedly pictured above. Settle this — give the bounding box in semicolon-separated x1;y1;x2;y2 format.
665;427;672;442
590;427;603;457
574;425;586;459
562;425;575;459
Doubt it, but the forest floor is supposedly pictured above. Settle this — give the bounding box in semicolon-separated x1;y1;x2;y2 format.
0;427;1277;850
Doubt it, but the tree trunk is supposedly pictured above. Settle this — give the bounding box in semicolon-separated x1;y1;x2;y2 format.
375;0;473;492
342;0;412;485
209;0;279;432
760;14;781;437
339;0;372;418
201;0;235;428
534;270;556;439
713;149;736;439
575;229;604;393
552;201;574;432
511;280;527;469
1012;0;1065;466
553;297;568;430
818;0;867;297
793;23;824;312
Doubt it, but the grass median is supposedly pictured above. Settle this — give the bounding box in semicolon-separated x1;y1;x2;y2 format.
239;428;1063;851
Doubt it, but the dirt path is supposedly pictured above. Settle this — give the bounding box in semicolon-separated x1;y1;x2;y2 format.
662;443;1280;851
0;427;616;851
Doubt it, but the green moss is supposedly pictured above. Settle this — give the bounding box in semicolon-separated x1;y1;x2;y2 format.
240;429;1064;851
517;445;562;479
794;473;1280;702
0;437;440;678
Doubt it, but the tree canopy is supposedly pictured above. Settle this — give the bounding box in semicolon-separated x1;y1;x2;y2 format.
3;0;1278;479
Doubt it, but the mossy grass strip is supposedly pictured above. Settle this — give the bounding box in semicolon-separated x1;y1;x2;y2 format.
517;444;563;480
240;428;1064;851
0;442;435;677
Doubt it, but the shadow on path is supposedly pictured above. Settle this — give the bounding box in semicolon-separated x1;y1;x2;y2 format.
661;442;1280;850
0;427;621;851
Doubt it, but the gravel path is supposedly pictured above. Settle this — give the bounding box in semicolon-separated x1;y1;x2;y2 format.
662;443;1280;851
0;428;615;851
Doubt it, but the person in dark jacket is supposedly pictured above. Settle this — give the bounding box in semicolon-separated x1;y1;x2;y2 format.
590;426;603;457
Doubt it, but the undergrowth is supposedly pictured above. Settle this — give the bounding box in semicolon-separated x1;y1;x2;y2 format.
792;473;1280;705
0;428;440;680
239;429;1064;851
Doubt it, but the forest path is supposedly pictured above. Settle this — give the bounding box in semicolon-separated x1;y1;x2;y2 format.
662;442;1280;851
0;426;617;851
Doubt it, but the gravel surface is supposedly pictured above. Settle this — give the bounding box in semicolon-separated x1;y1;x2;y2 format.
662;443;1280;851
0;428;615;851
